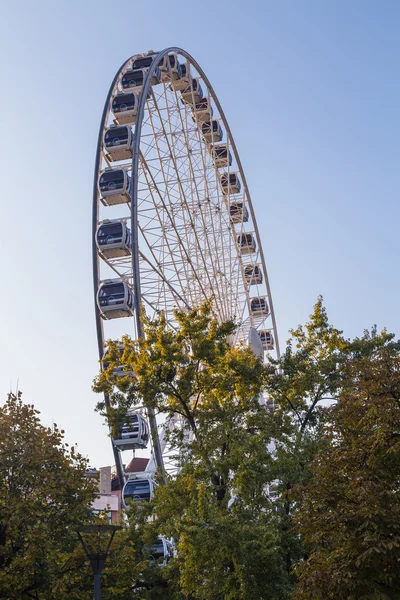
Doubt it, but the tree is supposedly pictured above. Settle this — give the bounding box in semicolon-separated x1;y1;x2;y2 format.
0;392;97;599
94;303;290;599
293;329;400;600
94;299;400;599
262;297;348;578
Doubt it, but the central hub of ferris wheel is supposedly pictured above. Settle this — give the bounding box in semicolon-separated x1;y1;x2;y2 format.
92;47;280;501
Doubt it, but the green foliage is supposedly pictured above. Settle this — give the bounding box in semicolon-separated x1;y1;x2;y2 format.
262;297;348;578
267;296;347;432
293;329;400;600
94;303;289;598
93;299;400;599
0;392;97;599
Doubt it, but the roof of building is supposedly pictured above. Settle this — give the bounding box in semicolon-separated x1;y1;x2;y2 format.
125;457;150;472
110;457;150;491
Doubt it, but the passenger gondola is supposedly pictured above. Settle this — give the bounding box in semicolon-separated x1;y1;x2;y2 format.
104;125;133;161
170;61;192;90
268;481;279;501
180;77;203;104
96;219;131;258
244;264;263;285
114;411;149;450
153;52;182;81
165;53;182;80
97;278;134;319
101;343;123;371
220;173;241;195
147;536;174;566
258;330;274;351
265;398;274;411
98;168;131;206
122;64;161;91
102;343;135;378
122;68;144;91
111;92;138;125
122;477;156;508
130;55;162;83
237;233;256;254
191;97;213;122
132;54;163;85
201;120;223;143
250;297;269;316
211;144;232;168
248;327;264;358
229;202;249;223
131;55;155;70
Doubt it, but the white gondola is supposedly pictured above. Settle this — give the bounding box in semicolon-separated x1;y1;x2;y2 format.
211;144;232;168
130;56;162;84
191;97;213;122
96;219;131;258
97;278;134;319
201;120;223;143
114;411;149;451
102;343;135;378
121;68;144;91
104;125;133;161
250;297;269;317
244;264;263;285
131;55;156;70
153;53;182;81
98;168;131;205
229;202;249;224
268;480;279;501
258;330;274;351
122;477;156;508
121;64;161;92
237;233;256;254
180;77;203;104
265;398;275;411
101;342;123;371
130;55;163;85
248;327;264;359
220;173;241;195
166;53;182;80
111;92;138;125
170;61;191;91
147;536;174;566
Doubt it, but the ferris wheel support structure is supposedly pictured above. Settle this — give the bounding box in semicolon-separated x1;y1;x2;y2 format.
93;47;280;488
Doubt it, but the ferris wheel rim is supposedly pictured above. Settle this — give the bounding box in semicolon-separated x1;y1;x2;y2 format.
92;48;281;484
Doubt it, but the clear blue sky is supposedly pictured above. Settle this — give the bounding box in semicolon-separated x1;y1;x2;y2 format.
1;0;399;467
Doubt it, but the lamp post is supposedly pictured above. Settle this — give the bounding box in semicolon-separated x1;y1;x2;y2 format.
76;524;121;600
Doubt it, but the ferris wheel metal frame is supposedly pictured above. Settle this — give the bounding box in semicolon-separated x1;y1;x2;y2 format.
92;47;280;488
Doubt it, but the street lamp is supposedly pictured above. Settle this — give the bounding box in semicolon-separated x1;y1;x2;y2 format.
76;524;121;600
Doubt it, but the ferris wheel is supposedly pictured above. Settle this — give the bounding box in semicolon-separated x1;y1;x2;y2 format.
92;47;280;499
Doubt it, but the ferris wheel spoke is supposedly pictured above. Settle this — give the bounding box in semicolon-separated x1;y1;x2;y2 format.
177;83;245;324
138;150;206;309
178;86;237;322
142;109;210;307
165;84;231;323
150;90;226;317
138;246;190;309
